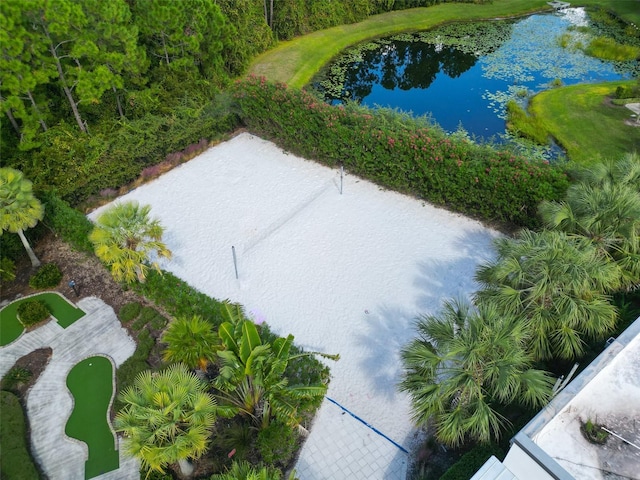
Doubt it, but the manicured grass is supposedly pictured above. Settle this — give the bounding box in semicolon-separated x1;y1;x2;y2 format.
529;80;640;165
248;0;553;88
65;356;119;479
0;391;41;480
0;292;86;345
247;1;639;89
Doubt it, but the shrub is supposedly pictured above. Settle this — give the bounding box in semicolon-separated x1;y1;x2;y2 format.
232;77;568;229
17;300;51;327
0;391;41;480
131;270;225;326
40;192;94;253
440;444;505;480
616;85;640;99
257;421;298;468
0;257;16;282
115;329;155;412
119;302;142;323
29;263;63;289
2;367;32;390
140;306;160;324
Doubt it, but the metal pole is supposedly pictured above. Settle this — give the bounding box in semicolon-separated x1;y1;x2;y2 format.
232;246;239;279
340;165;344;195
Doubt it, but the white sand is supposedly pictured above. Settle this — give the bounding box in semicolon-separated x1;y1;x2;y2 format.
90;132;499;449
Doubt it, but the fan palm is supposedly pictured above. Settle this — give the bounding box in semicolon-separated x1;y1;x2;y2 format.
399;298;552;447
475;229;621;361
162;315;219;372
539;153;640;291
115;363;219;475
0;168;44;267
89;201;172;283
214;310;338;430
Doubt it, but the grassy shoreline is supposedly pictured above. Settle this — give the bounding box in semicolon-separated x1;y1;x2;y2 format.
529;80;640;164
247;0;639;89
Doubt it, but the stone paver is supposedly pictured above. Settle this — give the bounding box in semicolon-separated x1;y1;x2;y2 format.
0;295;138;480
296;399;409;480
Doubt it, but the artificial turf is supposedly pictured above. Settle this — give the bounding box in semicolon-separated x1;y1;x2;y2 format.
65;356;119;479
0;292;85;345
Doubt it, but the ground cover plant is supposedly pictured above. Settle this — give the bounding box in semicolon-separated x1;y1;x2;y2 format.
0;391;41;480
65;356;119;479
528;80;640;164
233;76;568;228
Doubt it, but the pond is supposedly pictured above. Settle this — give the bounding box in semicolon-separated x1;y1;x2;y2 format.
312;8;638;142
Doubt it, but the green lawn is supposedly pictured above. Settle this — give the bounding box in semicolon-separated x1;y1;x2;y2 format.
65;356;119;479
0;292;86;345
0;391;41;480
529;80;640;165
247;0;639;89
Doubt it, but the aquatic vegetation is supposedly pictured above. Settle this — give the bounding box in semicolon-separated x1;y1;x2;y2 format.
391;20;514;57
311;7;637;142
586;37;640;62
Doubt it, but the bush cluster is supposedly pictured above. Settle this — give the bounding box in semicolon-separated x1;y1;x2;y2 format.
119;302;142;323
17;300;51;327
1;367;32;390
439;444;505;480
40;192;94;253
232;77;569;228
29;263;63;289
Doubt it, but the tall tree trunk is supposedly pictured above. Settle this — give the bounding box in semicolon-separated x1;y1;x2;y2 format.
112;86;124;119
177;459;193;477
162;34;170;65
263;0;268;26
270;0;274;29
17;228;41;267
4;107;21;136
25;89;48;132
46;38;87;133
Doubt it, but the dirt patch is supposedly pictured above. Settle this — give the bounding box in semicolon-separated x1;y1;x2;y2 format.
1;233;143;314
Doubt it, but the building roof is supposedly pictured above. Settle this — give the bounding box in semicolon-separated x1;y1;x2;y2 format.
516;316;640;479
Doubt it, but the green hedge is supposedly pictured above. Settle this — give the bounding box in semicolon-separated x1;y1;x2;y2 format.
13;107;239;205
131;270;226;327
232;77;569;229
440;444;505;480
40;192;94;253
0;391;41;480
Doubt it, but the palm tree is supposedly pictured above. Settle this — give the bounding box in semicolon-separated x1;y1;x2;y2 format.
0;168;44;267
115;363;221;476
399;298;552;447
214;308;339;430
162;315;219;372
89;201;172;283
539;153;640;291
475;229;621;361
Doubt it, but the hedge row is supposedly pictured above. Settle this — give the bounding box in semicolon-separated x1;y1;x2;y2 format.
232;76;569;228
12;106;239;205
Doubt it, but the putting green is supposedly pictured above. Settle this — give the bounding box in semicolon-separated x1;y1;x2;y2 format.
65;356;119;479
0;292;85;345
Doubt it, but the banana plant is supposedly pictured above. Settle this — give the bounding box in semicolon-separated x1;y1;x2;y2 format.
213;305;338;429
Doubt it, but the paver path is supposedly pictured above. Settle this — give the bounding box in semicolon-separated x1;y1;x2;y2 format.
0;296;139;480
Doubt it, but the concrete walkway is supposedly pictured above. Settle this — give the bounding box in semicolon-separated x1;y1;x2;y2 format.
296;399;409;480
0;295;138;480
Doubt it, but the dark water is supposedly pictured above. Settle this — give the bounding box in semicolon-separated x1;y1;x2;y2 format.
313;8;636;140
